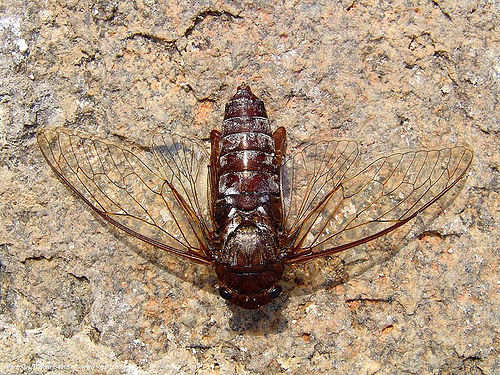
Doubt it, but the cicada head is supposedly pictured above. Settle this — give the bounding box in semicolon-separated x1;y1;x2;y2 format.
215;262;284;309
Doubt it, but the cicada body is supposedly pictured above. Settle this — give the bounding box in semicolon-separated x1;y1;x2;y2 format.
211;87;286;308
37;86;473;309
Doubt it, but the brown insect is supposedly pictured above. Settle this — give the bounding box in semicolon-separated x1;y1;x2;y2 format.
38;86;473;309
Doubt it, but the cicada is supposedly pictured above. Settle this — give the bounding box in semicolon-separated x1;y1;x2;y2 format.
37;86;473;309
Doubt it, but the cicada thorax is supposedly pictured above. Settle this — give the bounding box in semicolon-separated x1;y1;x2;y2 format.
212;85;285;308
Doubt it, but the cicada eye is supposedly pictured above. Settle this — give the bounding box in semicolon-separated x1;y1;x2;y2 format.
219;287;232;300
268;285;282;299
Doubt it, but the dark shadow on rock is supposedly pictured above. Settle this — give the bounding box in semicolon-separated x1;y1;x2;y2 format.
226;297;289;334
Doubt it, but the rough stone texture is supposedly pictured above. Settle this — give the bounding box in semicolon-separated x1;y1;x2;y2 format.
0;0;498;374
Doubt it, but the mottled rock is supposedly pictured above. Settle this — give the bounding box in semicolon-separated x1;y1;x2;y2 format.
0;0;498;374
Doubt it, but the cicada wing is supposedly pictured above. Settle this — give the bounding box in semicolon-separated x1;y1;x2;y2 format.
151;131;213;236
37;128;213;264
285;146;473;263
281;139;359;237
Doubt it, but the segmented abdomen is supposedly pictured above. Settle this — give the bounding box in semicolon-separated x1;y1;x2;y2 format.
215;86;280;226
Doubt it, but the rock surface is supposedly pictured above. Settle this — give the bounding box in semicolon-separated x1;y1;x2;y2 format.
0;0;498;374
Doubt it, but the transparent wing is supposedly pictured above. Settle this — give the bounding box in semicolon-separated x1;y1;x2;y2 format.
37;128;213;264
281;139;359;235
151;131;213;235
285;146;473;263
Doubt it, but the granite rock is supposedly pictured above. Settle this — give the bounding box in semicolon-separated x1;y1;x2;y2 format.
0;0;498;374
